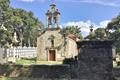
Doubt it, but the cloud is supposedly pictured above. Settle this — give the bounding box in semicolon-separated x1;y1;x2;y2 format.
20;0;35;2
62;20;111;37
80;0;120;7
18;0;45;2
57;0;120;7
17;0;120;7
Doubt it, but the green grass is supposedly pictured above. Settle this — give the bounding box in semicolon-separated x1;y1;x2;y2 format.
16;58;36;65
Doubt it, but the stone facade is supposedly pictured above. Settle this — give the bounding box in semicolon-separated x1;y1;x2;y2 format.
37;29;65;61
65;35;78;58
37;3;78;63
37;29;78;63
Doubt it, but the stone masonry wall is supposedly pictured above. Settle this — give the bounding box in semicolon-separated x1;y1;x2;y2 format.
0;40;114;80
75;40;113;80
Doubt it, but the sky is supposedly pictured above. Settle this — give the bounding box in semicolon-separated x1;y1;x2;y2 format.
10;0;120;36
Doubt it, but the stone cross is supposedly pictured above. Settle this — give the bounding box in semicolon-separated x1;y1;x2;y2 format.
52;0;55;4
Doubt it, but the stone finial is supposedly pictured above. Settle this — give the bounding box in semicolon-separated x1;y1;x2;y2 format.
52;0;55;4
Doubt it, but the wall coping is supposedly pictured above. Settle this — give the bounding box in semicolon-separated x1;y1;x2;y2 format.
77;40;113;48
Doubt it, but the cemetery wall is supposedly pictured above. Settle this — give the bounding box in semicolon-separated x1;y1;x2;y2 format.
0;40;115;80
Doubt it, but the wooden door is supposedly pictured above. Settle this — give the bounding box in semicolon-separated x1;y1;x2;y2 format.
49;50;56;61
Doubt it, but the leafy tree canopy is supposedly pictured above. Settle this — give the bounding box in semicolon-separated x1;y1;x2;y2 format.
61;26;83;39
0;0;43;47
107;14;120;53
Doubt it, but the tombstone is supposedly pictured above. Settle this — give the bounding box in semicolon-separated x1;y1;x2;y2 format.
76;40;113;80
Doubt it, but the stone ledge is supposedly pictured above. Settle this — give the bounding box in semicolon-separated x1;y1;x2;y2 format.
36;61;63;65
77;40;113;48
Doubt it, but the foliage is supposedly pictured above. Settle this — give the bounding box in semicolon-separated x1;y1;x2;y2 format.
94;28;107;40
107;14;120;53
61;26;83;39
0;0;43;47
0;29;12;47
0;0;10;11
85;33;96;40
107;14;120;30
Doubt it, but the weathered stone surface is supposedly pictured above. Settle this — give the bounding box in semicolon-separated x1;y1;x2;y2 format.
37;30;65;61
113;68;120;78
37;2;78;63
0;64;71;78
75;40;113;80
29;65;71;78
37;29;78;63
0;40;114;80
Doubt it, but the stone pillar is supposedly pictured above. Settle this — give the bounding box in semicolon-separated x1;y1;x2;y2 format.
46;16;49;29
57;14;60;28
52;16;54;28
76;40;113;80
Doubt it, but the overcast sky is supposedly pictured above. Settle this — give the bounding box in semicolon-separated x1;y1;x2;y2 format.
10;0;120;36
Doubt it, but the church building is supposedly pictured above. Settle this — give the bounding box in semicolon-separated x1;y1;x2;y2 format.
37;2;78;64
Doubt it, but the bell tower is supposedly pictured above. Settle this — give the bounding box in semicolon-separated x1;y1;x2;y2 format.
46;0;60;30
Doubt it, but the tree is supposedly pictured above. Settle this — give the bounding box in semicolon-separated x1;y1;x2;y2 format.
0;28;12;47
107;14;120;30
61;26;83;39
0;0;43;47
0;0;10;10
107;14;120;53
95;28;107;40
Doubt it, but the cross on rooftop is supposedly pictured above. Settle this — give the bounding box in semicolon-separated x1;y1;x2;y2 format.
52;0;55;4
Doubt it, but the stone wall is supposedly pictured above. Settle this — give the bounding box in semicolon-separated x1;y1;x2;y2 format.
37;30;78;62
76;40;113;80
0;64;71;78
65;37;78;58
0;40;114;80
113;68;120;79
37;30;65;61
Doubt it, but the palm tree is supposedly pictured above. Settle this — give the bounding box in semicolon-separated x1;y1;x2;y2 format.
61;26;83;39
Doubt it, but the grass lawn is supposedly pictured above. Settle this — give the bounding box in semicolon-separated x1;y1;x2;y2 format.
16;58;36;65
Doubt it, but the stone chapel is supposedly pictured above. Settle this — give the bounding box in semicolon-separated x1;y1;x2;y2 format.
37;2;78;64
